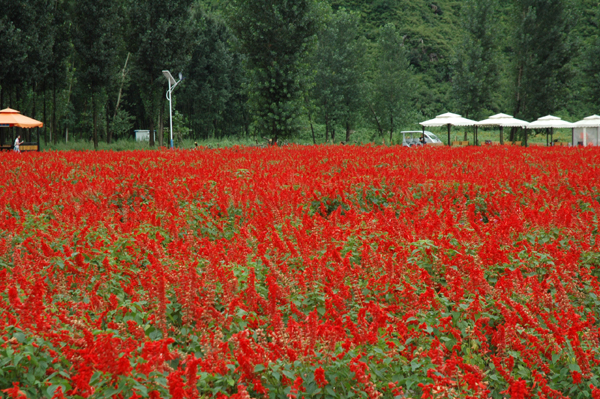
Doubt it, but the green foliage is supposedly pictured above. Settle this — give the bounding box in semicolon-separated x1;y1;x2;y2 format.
451;0;500;120
112;108;135;139
511;0;578;121
3;0;600;147
369;23;416;143
73;0;121;149
312;7;367;143
228;0;319;142
179;10;248;139
0;327;71;398
128;0;195;146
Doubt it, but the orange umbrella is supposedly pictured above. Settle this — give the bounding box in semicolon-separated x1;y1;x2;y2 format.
0;108;43;128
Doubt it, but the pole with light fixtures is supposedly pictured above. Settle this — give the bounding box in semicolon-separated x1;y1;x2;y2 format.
162;70;183;149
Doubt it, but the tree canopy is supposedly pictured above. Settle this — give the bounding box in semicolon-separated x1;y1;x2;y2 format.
1;0;599;145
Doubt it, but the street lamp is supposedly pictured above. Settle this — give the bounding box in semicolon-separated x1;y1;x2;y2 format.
162;70;183;149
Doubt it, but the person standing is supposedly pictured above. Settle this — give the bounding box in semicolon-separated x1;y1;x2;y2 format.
14;136;23;153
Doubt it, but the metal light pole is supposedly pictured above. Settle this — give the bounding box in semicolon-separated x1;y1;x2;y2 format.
162;70;183;149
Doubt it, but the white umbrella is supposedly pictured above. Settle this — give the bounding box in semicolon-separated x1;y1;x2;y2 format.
420;112;477;145
526;115;575;146
475;113;529;127
575;115;600;127
574;115;600;146
475;113;529;145
527;115;575;129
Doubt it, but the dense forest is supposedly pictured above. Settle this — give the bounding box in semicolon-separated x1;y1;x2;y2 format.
1;0;599;146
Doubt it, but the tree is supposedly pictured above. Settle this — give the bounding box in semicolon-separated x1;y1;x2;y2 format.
451;0;500;124
179;10;247;140
580;38;600;115
511;0;576;122
369;23;415;144
0;3;27;107
312;8;366;143
128;0;194;147
0;0;55;138
228;0;319;143
73;0;120;149
47;0;71;145
573;1;600;117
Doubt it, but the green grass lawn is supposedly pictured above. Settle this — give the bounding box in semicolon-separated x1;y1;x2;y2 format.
38;125;574;151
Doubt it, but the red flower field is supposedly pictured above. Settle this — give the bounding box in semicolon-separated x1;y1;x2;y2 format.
1;145;600;398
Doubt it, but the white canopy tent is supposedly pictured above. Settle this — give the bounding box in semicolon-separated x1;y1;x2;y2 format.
420;112;477;145
574;115;600;147
475;113;529;145
526;115;575;146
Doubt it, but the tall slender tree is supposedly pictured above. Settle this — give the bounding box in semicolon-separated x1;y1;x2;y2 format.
73;0;119;149
228;0;319;143
128;0;194;147
179;10;247;140
47;0;71;145
312;8;365;143
370;23;415;144
451;0;500;125
511;0;576;121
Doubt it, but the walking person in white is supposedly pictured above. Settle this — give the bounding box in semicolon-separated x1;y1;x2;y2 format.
14;135;23;153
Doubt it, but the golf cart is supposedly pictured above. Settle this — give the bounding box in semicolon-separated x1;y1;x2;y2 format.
401;130;444;147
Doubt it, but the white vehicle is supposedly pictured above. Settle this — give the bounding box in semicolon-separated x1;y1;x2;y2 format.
400;130;444;146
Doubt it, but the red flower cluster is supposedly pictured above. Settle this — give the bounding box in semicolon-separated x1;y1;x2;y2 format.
0;145;599;397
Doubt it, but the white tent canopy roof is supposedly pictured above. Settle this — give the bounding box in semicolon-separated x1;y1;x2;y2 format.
526;115;575;129
420;112;477;127
574;115;600;127
475;113;529;127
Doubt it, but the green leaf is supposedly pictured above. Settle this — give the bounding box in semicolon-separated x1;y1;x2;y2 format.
14;332;25;343
47;385;67;397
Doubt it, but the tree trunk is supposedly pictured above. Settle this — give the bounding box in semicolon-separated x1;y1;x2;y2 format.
159;96;165;147
92;91;98;150
346;120;351;143
106;101;110;144
111;52;130;144
149;116;155;147
243;107;250;139
64;62;74;144
271;118;277;144
52;77;57;145
31;87;36;142
149;89;155;147
325;112;329;143
514;65;524;118
12;88;15;142
369;104;384;139
308;111;316;145
389;115;394;144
